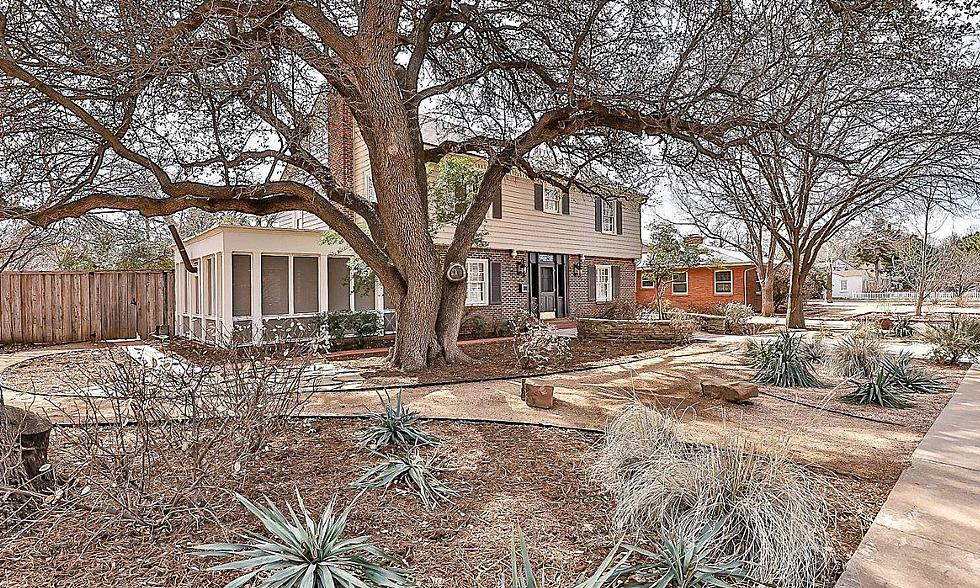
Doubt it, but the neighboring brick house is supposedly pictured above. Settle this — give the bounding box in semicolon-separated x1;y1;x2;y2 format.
636;244;762;313
172;102;642;343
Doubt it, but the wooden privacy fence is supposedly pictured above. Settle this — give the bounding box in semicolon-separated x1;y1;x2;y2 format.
0;271;174;345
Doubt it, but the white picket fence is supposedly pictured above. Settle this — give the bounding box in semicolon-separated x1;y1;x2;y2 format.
836;290;980;302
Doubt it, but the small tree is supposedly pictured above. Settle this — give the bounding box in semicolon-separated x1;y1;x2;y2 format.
640;222;708;318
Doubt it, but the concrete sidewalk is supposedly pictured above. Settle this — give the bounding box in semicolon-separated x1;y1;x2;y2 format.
835;365;980;588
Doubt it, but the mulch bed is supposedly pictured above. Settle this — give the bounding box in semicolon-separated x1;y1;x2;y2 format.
1;348;134;396
1;417;895;588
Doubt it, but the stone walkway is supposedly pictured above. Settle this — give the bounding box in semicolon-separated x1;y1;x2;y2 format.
835;365;980;588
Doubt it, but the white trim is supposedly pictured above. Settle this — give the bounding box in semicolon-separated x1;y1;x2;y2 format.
596;264;613;302
714;269;734;296
464;258;490;306
639;271;656;289
671;271;689;295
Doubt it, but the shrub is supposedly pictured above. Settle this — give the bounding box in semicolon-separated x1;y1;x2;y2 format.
666;309;702;344
923;316;980;364
850;319;883;340
718;302;754;335
314;311;381;349
511;311;571;369
462;311;491;338
842;370;913;409
358;390;437;450
352;451;457;509
744;332;821;388
827;335;885;378
591;405;832;588
193;491;412;588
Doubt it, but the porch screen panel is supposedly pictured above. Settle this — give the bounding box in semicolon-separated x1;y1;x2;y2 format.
261;255;289;315
293;256;320;314
232;254;252;317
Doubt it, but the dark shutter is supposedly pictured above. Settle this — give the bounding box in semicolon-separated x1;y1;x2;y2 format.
616;201;623;235
594;198;602;232
611;265;621;299
490;262;502;304
491;185;502;219
587;265;597;301
533;183;544;211
561;192;570;215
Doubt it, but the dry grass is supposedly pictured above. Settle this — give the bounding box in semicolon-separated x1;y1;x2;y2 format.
590;403;834;588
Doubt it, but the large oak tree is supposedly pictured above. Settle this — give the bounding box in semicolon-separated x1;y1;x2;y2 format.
0;0;914;368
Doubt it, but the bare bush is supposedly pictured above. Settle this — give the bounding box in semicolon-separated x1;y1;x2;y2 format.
591;404;833;588
46;338;313;528
718;302;755;335
511;311;571;369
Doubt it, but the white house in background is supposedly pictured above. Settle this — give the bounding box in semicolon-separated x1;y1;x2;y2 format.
832;263;873;298
173;225;393;344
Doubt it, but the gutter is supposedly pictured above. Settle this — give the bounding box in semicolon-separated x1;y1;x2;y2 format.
165;215;197;273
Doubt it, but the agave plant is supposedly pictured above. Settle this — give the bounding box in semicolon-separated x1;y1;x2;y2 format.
880;353;948;394
359;390;437;450
352;451;456;509
887;316;915;338
842;370;913;409
193;491;413;588
745;332;821;388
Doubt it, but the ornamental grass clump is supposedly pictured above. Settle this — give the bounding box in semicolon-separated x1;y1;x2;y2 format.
193;491;412;588
923;316;980;364
591;404;832;588
744;332;821;388
358;390;437;450
827;335;885;378
352;451;457;509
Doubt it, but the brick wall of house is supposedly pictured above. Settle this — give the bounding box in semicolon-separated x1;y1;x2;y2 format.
456;248;637;334
636;265;761;313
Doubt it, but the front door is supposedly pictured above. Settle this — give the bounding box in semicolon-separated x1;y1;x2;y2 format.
529;253;567;319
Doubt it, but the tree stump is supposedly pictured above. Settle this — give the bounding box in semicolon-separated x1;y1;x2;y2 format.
1;405;53;488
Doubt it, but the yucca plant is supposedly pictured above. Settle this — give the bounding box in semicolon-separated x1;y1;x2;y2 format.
359;390;437;450
880;353;948;394
352;451;456;509
193;491;413;588
842;370;912;409
502;529;630;588
887;316;915;338
623;519;754;588
745;332;821;388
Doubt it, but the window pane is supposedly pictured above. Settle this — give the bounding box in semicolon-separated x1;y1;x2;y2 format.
261;255;289;315
203;257;215;316
232;254;252;317
466;260;487;305
293;256;320;314
715;271;733;294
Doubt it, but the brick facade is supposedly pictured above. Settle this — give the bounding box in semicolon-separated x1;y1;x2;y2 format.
326;93;354;189
460;248;636;333
636;264;761;313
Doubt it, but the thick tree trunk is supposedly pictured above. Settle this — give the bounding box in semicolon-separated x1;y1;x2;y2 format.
761;269;776;317
786;257;807;329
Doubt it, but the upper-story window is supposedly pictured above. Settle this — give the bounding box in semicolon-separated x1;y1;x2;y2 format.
601;199;616;234
363;171;377;202
543;187;562;214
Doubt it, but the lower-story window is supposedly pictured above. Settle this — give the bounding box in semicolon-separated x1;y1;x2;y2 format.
465;258;489;306
596;264;613;302
714;269;734;295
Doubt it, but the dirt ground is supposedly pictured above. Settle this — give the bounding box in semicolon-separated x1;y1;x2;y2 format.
1;347;130;395
1;416;902;588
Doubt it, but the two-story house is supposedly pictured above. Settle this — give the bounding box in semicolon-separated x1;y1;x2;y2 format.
171;105;642;344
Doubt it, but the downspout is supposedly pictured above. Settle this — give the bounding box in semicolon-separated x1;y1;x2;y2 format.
165;215;197;273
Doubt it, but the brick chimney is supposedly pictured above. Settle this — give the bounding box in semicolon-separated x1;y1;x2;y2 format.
326;92;354;190
683;234;704;245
